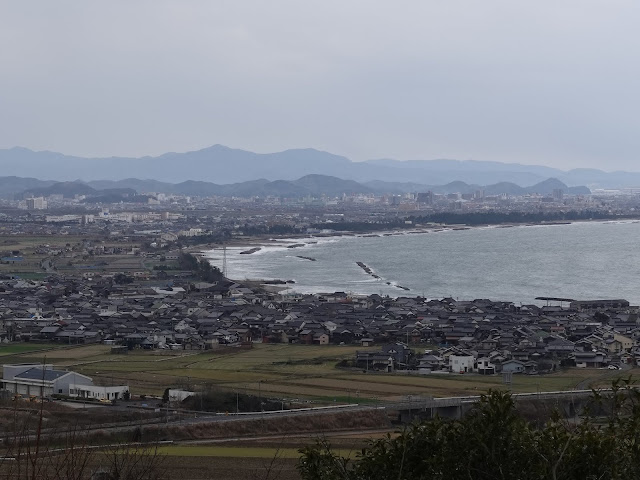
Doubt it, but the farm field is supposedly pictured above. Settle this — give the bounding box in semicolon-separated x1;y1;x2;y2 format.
0;234;85;278
3;343;633;403
148;429;381;479
157;445;303;458
0;233;148;278
0;448;302;480
0;343;63;356
130;455;301;480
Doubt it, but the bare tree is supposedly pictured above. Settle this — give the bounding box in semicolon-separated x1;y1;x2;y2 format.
0;403;165;480
100;442;165;480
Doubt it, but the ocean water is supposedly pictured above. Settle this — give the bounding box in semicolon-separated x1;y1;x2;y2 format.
204;221;640;305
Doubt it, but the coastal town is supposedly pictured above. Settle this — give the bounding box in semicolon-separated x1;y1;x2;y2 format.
0;182;640;402
2;174;640;241
0;249;637;395
1;181;638;480
6;3;640;476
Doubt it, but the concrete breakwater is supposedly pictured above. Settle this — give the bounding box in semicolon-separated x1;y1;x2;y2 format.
357;261;410;291
297;256;317;261
356;261;379;279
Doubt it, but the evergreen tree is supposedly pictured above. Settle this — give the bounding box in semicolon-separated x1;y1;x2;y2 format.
298;381;640;480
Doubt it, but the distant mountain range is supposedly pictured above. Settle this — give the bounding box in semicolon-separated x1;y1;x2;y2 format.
6;174;589;200
0;145;638;188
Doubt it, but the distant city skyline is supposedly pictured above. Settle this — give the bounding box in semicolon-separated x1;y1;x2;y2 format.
2;1;640;171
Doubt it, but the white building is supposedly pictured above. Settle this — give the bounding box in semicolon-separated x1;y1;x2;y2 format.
45;214;82;223
26;197;47;210
178;228;204;237
1;364;128;401
168;389;194;403
449;355;475;373
69;384;129;402
475;357;496;375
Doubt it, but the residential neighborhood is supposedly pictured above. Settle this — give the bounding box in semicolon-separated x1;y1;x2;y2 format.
0;266;638;398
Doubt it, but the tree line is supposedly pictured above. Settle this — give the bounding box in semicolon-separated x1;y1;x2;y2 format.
311;210;632;233
178;253;224;282
298;380;640;480
408;209;625;226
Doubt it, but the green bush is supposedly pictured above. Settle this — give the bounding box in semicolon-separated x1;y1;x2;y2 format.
298;379;640;480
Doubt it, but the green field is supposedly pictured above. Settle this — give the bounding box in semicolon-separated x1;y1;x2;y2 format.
0;343;63;356
156;444;360;459
156;445;300;458
3;343;631;403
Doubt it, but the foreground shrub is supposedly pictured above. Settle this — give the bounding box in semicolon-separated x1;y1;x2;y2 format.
299;379;640;480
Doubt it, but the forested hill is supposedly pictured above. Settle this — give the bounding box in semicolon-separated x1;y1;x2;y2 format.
0;145;636;187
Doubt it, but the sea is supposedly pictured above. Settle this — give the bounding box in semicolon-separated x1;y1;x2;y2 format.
203;220;640;305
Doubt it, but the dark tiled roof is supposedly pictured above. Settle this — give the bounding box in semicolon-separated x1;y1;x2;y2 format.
15;368;68;381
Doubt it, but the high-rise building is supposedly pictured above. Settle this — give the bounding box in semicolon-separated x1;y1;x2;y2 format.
417;191;434;204
26;197;47;210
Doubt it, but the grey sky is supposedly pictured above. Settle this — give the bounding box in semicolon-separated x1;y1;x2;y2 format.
1;1;639;170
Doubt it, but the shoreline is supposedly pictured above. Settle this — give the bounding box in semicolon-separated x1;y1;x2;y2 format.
200;217;635;259
197;218;640;299
206;217;640;250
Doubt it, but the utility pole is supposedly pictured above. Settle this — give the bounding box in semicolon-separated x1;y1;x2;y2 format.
222;246;227;278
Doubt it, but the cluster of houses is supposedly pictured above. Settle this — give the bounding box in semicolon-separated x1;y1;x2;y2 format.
0;274;638;378
354;298;636;374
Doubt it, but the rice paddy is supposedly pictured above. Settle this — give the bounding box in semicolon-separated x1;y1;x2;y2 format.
3;343;631;403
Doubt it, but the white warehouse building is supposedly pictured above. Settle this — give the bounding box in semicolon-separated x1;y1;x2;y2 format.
1;364;128;401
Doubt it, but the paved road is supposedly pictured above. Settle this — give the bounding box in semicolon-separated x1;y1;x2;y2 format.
56;400;104;409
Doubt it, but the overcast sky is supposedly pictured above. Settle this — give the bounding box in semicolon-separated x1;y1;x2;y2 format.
1;1;639;171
